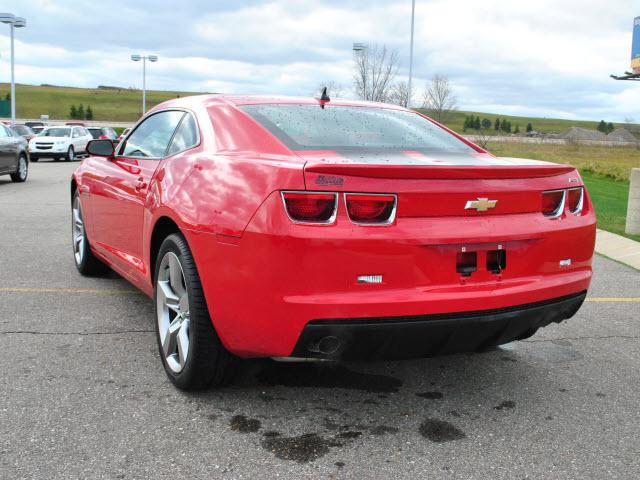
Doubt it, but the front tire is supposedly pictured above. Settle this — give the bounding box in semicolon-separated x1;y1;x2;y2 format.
72;191;109;275
10;155;28;182
154;233;236;390
65;146;75;162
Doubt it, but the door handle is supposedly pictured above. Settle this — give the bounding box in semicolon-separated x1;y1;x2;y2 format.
134;178;147;192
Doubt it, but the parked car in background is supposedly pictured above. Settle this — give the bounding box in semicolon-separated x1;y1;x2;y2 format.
10;124;36;142
29;125;93;162
66;122;86;127
72;95;596;390
116;128;131;143
87;126;118;142
0;123;29;182
25;121;45;129
31;126;45;135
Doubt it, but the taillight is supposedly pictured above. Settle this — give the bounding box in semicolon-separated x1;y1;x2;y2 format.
99;135;109;140
541;190;565;217
282;191;337;224
345;194;397;224
567;187;584;214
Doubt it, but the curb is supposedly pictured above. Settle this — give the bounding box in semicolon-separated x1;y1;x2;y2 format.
595;229;640;270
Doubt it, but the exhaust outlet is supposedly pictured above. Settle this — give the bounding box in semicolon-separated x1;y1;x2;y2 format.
308;336;342;355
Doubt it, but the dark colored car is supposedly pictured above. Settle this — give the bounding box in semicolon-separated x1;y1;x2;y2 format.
0;124;29;182
11;124;36;142
87;127;118;142
24;121;45;129
31;126;45;135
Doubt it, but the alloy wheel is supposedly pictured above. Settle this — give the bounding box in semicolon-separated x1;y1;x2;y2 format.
72;195;85;265
18;157;27;180
156;252;190;373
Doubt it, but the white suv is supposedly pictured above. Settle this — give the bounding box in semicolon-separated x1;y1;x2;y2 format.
29;126;93;162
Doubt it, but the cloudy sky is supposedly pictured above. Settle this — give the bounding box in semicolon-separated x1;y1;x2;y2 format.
0;0;639;121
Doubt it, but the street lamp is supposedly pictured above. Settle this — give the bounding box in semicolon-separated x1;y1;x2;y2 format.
407;0;416;108
353;42;368;100
1;13;27;123
131;54;158;114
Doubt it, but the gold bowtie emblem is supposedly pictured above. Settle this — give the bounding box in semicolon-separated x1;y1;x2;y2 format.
464;197;497;212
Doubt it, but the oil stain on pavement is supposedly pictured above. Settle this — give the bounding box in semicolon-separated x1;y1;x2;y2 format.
419;418;467;443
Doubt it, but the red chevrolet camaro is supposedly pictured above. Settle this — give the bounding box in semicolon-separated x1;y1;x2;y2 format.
71;94;596;390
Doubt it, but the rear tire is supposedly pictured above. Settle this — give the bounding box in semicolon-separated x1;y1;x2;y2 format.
72;191;109;276
10;155;28;182
154;233;236;390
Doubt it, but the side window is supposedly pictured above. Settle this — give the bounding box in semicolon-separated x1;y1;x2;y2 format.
0;126;8;138
120;111;185;158
167;113;198;156
72;128;80;138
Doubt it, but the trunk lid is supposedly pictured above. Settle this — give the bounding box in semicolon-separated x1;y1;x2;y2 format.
299;150;578;217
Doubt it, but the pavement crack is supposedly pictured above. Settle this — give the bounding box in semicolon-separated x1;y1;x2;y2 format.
0;329;154;336
524;334;639;343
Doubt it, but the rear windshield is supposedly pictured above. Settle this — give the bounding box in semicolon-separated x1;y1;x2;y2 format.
40;128;71;137
240;104;474;153
88;128;102;139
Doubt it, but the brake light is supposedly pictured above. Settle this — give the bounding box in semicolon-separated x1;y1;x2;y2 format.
541;190;565;217
99;135;109;140
567;187;584;214
282;191;337;224
345;194;396;224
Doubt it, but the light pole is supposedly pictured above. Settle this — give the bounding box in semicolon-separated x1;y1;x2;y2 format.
407;0;416;108
131;54;158;114
353;42;367;100
1;13;27;123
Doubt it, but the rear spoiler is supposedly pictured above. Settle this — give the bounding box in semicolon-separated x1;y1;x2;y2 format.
304;162;576;180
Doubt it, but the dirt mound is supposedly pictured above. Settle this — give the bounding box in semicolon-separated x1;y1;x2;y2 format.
561;127;607;142
607;128;638;143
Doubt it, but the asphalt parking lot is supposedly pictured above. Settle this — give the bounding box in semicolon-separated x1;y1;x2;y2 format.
1;160;639;480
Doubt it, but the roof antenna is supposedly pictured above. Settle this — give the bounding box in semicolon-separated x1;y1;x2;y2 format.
318;86;330;109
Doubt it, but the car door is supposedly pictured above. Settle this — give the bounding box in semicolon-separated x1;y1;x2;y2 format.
70;128;82;152
89;110;186;283
0;125;12;172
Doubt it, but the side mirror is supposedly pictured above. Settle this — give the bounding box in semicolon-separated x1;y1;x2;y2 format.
87;139;115;159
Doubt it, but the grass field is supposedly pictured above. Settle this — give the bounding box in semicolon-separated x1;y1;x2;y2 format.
0;83;200;122
487;141;640;241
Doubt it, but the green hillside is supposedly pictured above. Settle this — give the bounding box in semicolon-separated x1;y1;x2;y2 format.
414;108;623;135
1;83;627;132
0;83;203;122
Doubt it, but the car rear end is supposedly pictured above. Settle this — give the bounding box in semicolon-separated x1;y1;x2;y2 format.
203;102;596;360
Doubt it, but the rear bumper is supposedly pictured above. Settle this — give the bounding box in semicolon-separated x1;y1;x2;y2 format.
291;291;587;359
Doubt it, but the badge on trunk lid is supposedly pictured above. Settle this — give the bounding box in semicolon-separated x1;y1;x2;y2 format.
464;197;498;212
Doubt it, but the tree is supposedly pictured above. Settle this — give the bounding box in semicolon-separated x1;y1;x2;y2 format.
463;116;471;131
4;92;9;101
514;124;520;134
77;104;85;119
495;118;501;131
353;44;400;103
607;122;615;134
85;105;93;120
70;105;77;119
388;81;410;107
421;75;458;123
597;120;607;133
481;118;492;129
526;123;533;133
473;116;481;130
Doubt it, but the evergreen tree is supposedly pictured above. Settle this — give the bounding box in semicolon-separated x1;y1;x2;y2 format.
86;105;93;120
514;125;520;134
463;116;471;131
597;120;607;133
526;123;533;133
607;122;614;134
481;118;492;129
4;92;9;101
495;118;500;130
77;104;85;119
70;105;77;119
473;116;481;130
505;121;512;133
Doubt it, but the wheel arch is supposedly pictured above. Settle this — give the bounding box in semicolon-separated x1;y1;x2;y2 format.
149;216;182;282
